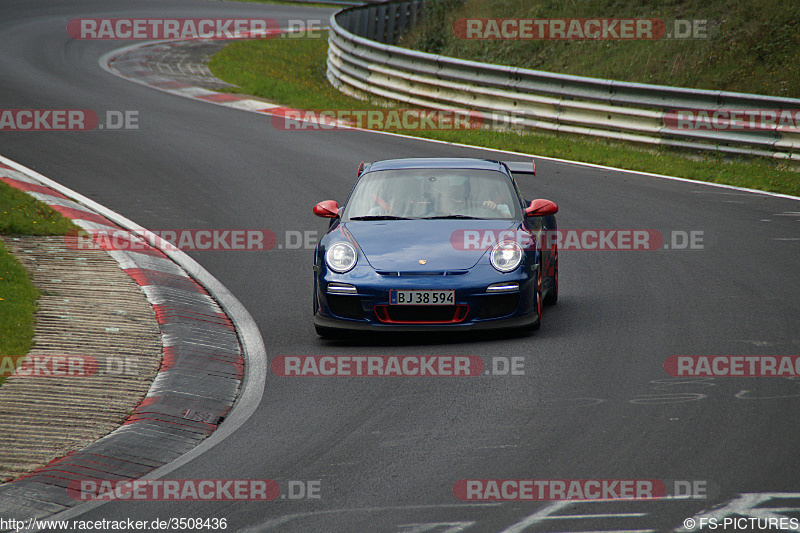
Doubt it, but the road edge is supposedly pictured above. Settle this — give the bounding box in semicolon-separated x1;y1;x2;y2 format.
0;155;267;529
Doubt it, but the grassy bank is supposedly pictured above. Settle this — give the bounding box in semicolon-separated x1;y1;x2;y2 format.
402;0;800;98
208;35;799;197
0;179;77;385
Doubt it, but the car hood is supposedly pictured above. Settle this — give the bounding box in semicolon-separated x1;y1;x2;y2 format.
342;219;519;272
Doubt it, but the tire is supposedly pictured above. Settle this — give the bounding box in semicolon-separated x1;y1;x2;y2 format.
543;251;558;305
530;262;543;331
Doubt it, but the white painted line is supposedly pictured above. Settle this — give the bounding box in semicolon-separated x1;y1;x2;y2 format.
140;285;215;305
168;86;219;98
500;501;573;533
60;213;108;224
0;154;267;527
229;99;282;111
736;390;800;399
104;249;172;272
548;530;654;533
108;249;188;275
21;194;86;210
499;495;703;533
0;169;40;183
690;191;753;196
74;219;141;233
542;513;648;519
240;503;502;531
397;522;474;533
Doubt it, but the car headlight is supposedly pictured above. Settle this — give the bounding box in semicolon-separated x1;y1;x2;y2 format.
490;241;523;272
326;242;357;273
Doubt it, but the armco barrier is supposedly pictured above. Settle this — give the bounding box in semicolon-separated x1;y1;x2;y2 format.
327;0;800;160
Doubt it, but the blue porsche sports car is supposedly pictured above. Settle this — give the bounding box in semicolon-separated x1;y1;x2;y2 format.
312;158;558;337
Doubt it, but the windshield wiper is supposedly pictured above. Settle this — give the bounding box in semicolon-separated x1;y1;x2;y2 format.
422;214;480;219
349;215;411;221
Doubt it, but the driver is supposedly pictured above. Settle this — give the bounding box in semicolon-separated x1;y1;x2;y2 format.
447;175;511;217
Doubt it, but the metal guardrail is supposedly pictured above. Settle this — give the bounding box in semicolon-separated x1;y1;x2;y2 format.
327;0;800;160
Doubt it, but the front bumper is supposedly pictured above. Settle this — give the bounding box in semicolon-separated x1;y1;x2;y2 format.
314;261;539;332
313;309;540;332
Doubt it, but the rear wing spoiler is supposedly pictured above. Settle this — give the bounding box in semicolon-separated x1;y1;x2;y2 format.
503;160;535;176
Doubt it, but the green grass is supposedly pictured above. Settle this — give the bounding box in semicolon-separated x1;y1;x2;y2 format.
0;239;39;386
0;180;77;235
208;35;800;197
209;31;348;110
0;179;77;386
402;0;800;98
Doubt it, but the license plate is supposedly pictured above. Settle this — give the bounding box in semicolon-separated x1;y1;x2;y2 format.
390;290;455;305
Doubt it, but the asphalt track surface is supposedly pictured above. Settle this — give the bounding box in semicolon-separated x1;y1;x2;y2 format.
2;1;800;531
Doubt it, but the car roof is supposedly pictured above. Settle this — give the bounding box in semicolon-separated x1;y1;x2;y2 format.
366;158;507;173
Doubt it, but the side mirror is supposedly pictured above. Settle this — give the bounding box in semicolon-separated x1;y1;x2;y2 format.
525;199;558;217
313;200;340;218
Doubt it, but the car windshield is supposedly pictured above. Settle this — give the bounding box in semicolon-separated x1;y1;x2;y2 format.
343;168;521;220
